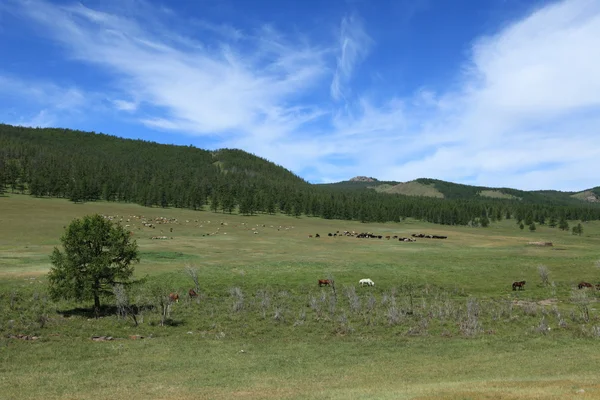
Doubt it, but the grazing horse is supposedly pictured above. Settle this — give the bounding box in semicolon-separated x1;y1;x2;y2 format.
308;234;313;238
359;278;375;287
189;288;199;299
512;281;526;291
169;292;179;303
578;282;593;289
318;279;331;287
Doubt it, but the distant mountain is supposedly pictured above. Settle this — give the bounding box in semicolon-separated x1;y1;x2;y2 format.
322;177;600;205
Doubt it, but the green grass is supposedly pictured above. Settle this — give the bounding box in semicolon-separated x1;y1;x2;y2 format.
379;181;445;198
478;190;520;200
1;193;600;399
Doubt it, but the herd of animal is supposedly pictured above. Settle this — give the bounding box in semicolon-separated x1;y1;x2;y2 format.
309;231;448;242
577;281;600;290
511;280;600;291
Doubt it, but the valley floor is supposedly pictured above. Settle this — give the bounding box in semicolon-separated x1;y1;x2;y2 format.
1;194;600;399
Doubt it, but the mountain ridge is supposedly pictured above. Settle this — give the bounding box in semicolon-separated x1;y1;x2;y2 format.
324;177;600;204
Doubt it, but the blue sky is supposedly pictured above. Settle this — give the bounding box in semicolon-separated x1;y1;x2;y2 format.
1;0;600;191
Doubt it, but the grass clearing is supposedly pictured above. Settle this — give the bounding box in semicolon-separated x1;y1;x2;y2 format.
2;194;600;399
378;181;445;198
478;190;520;200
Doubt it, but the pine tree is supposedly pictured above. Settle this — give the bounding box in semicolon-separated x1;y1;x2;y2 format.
525;213;534;226
210;192;220;213
558;216;569;231
480;216;490;227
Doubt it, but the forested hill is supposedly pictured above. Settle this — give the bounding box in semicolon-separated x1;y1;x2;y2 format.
2;123;600;226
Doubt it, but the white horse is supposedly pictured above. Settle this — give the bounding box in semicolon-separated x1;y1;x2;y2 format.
359;278;375;287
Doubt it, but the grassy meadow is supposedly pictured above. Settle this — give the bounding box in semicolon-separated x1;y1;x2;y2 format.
1;194;600;399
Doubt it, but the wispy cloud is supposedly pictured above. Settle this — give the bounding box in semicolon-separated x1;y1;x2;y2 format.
8;0;328;139
330;14;372;101
113;99;138;112
5;0;600;190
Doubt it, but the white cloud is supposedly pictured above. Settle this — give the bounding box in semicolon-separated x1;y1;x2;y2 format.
307;0;600;190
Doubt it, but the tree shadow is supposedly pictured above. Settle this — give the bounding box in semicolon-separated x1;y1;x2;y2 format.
57;304;153;318
57;305;118;318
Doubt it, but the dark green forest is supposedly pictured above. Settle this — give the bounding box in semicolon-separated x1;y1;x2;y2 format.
2;123;600;226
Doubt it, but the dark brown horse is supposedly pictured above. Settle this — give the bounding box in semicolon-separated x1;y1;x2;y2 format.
189;288;199;299
318;279;331;287
169;292;179;303
578;282;593;289
512;281;526;291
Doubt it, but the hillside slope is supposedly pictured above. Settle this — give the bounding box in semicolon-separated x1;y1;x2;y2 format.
2;124;600;226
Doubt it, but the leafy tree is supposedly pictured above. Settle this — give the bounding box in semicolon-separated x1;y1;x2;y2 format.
48;214;139;316
519;222;525;230
572;223;583;236
529;223;536;232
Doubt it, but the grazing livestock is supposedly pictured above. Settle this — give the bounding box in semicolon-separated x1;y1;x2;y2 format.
411;233;448;239
328;233;333;236
318;279;331;287
578;282;593;289
315;233;320;238
189;289;199;299
359;278;375;287
512;281;526;291
308;234;313;238
398;237;416;242
169;293;180;303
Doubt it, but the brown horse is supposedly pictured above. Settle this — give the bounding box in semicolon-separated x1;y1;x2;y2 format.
578;282;593;289
512;281;526;291
169;292;179;303
318;279;331;287
189;288;199;299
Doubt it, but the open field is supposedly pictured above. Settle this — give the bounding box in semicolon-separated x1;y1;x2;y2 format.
2;194;600;399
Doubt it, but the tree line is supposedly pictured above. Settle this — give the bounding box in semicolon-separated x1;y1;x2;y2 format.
2;123;600;226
